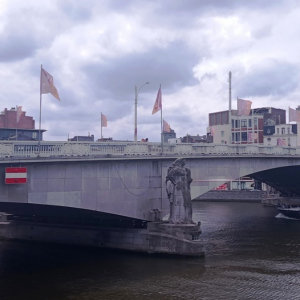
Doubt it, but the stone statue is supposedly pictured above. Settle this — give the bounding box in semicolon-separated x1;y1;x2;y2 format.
166;158;193;224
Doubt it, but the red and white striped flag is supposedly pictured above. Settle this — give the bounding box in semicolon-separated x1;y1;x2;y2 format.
163;119;171;132
152;85;162;115
41;67;60;101
237;98;252;116
101;113;107;127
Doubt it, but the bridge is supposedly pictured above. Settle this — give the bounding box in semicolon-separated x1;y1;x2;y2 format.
0;140;299;255
0;140;300;219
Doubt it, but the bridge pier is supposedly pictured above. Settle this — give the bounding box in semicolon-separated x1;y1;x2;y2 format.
0;213;204;256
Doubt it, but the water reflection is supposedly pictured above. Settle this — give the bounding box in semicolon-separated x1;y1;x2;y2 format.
1;202;300;300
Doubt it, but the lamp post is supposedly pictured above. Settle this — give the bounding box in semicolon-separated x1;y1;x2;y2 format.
134;82;149;142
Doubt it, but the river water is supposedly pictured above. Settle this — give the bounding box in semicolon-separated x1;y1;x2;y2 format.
1;202;300;300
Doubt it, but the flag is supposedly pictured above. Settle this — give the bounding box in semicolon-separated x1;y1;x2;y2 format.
237;98;252;116
16;106;22;123
101;113;107;127
210;126;215;136
289;107;300;122
152;85;162;115
163;119;171;132
41;67;60;100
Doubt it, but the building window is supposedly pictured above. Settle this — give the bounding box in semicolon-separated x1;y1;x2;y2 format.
235;120;240;128
232;119;235;128
281;128;285;135
277;128;279;135
242;132;247;141
248;119;252;127
287;127;290;134
241;119;247;128
221;131;224;137
254;117;257;126
235;132;240;142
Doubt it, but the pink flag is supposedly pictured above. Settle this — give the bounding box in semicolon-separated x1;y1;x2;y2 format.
101;113;107;127
163;119;171;132
289;107;300;122
41;67;60;101
152;85;162;115
237;98;252;116
16;106;22;123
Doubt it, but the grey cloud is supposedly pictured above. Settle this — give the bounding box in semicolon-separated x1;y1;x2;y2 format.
57;0;93;21
81;40;200;104
0;32;38;62
236;59;299;98
252;24;273;39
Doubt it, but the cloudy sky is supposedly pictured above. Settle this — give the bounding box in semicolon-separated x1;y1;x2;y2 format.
1;0;300;142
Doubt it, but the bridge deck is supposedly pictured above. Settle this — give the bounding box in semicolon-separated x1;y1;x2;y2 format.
0;141;298;161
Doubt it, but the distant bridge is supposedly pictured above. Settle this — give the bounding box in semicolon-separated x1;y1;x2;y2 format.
0;141;300;222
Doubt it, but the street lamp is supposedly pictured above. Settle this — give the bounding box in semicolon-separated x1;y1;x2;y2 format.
134;82;149;142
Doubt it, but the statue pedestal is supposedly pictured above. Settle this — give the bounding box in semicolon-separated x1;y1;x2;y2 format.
146;221;204;256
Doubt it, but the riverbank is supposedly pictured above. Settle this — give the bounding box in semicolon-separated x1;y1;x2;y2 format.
194;190;263;202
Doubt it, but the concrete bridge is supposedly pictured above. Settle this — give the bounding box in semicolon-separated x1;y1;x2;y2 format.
0;140;299;222
0;140;299;255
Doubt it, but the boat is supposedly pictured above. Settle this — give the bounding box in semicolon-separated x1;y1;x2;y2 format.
276;203;300;219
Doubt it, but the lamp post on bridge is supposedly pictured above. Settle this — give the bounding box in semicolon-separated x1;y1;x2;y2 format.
134;82;149;142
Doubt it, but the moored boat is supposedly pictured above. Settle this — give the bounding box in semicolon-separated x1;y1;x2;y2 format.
276;203;300;219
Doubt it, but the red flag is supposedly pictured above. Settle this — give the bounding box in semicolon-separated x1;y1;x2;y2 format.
101;113;107;127
16;106;22;123
152;85;162;115
41;67;60;100
163;119;171;132
237;98;252;116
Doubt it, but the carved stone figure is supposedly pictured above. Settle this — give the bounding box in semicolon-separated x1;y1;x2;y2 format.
166;158;193;224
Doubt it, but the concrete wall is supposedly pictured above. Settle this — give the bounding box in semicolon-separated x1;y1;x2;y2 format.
0;160;170;221
1;155;300;221
195;190;264;202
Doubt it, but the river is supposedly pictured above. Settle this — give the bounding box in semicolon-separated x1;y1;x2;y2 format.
1;202;300;300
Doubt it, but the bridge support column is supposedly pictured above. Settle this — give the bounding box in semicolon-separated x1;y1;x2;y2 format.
0;214;204;256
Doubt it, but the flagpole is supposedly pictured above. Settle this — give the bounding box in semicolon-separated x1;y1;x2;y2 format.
228;71;232;144
101;113;103;139
160;84;163;154
39;64;42;153
15;105;18;140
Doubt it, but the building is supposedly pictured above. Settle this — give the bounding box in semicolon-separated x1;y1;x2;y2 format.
264;124;298;147
207;107;286;145
0;107;44;140
161;129;176;143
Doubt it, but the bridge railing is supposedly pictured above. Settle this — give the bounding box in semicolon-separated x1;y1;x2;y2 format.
0;141;300;159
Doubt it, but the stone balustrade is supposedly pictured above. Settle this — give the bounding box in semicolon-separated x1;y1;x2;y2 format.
0;140;298;159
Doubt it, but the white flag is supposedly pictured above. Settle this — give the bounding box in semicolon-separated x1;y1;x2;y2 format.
16;106;22;123
237;98;252;116
289;107;300;122
163;119;171;132
41;67;60;100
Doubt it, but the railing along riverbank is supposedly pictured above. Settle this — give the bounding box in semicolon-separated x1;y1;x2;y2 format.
0;141;299;160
